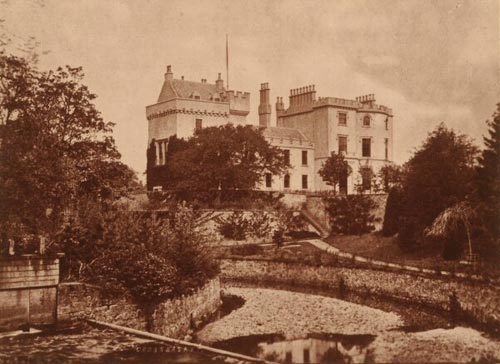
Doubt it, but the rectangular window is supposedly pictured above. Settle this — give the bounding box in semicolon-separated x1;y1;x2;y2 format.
284;149;290;165
265;173;272;188
195;118;202;131
338;112;347;125
284;174;290;189
384;138;389;160
302;175;308;189
285;352;292;364
338;136;347;154
385;117;389;130
361;167;372;191
302;150;308;165
362;138;371;157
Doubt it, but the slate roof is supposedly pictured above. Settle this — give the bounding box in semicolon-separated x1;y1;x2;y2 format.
263;127;311;142
157;78;224;103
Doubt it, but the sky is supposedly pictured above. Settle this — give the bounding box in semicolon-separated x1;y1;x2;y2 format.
2;0;499;180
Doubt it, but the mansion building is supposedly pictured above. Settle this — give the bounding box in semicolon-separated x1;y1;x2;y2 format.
146;66;394;194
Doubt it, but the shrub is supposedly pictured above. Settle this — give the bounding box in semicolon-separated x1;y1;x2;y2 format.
216;211;250;240
325;195;379;235
246;212;273;239
55;202;219;304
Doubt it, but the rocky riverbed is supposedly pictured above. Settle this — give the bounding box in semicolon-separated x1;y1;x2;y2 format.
197;287;500;363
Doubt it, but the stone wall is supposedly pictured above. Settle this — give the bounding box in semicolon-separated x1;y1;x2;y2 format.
219;259;500;330
58;277;221;339
0;256;60;331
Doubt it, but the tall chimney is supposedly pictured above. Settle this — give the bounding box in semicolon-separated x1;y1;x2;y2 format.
165;65;173;81
258;82;271;127
276;96;284;125
215;72;224;91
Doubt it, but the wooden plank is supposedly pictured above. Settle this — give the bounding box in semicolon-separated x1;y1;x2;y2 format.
87;319;276;364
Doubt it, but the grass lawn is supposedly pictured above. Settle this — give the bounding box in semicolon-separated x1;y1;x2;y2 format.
325;233;499;276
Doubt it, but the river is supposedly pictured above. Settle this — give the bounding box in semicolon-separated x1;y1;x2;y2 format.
1;285;498;363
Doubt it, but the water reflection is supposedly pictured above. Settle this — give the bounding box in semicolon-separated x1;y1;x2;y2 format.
214;333;375;364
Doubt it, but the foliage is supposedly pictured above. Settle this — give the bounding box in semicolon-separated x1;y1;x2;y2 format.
325;195;379;235
215;212;250;240
378;164;403;192
147;125;288;202
318;151;351;194
54;202;219;305
0;52;137;247
216;211;274;241
382;187;404;236
475;103;500;259
396;124;478;250
247;212;273;239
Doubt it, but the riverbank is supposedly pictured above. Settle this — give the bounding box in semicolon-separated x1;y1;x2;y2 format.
197;287;500;363
219;258;500;334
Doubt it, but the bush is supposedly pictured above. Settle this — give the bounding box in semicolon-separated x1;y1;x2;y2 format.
55;202;219;305
247;212;273;239
216;211;250;240
325;195;379;235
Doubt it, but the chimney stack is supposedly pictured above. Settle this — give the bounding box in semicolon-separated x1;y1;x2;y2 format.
276;96;284;124
258;82;271;127
215;72;224;91
165;65;173;81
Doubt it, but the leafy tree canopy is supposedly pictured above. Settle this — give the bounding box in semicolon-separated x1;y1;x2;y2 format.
318;151;351;194
148;125;288;196
476;103;500;237
397;123;478;248
0;52;137;239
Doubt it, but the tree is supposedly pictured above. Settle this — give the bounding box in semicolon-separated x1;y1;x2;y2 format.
382;186;404;236
397;124;478;249
476;103;500;240
325;194;379;235
151;125;288;199
0;52;135;245
378;164;403;192
318;151;351;194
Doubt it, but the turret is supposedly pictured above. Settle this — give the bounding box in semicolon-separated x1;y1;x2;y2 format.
258;82;271;127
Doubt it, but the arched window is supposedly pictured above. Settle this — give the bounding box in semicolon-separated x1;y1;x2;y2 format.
363;115;371;126
363;115;371;127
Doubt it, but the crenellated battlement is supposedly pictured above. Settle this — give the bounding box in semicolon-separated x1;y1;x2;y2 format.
227;90;250;99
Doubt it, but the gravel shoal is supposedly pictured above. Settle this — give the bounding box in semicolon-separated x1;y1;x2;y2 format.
197;287;403;344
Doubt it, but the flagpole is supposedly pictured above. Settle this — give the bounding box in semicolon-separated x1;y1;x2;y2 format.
226;34;229;90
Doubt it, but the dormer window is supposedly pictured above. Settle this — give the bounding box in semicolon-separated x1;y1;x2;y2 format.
363;115;371;127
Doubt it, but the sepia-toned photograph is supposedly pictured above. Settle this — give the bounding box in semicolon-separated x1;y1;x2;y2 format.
0;0;499;363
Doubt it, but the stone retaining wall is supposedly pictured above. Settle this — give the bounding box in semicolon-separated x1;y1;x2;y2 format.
58;277;221;339
220;259;500;331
